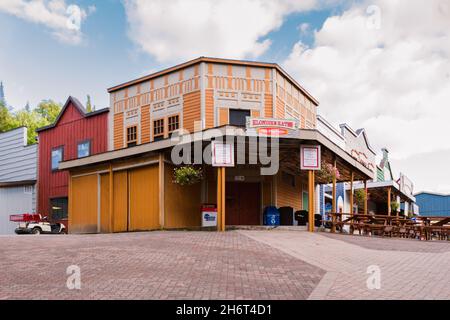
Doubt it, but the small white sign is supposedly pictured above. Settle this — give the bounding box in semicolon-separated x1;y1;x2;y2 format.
300;145;321;170
202;211;217;227
212;141;235;167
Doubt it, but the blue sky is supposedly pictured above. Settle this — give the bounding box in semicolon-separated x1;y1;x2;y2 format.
0;0;338;110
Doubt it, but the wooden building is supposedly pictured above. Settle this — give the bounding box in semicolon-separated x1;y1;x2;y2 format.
60;57;374;233
36;97;109;228
0;127;37;234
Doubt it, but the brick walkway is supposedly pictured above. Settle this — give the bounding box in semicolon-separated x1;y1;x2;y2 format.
241;230;450;300
0;231;324;300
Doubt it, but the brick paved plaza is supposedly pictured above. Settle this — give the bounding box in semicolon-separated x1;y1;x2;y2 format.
0;230;449;300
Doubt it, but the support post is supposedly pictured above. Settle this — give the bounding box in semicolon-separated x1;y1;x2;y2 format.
159;153;165;229
308;170;315;232
217;167;222;232
364;180;368;215
332;160;337;214
109;164;113;233
221;167;226;232
387;186;392;216
350;172;354;216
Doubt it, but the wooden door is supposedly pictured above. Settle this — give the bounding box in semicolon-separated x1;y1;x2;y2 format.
71;175;98;233
128;165;159;231
226;182;261;225
113;170;128;232
100;173;110;233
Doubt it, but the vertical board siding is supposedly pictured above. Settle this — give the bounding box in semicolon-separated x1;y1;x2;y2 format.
113;112;124;149
113;170;128;232
182;90;201;133
140;105;151;144
70;174;98;233
37;102;108;218
205;89;214;129
218;108;229;126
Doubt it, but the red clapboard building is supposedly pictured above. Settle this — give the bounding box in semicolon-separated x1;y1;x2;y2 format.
36;96;108;228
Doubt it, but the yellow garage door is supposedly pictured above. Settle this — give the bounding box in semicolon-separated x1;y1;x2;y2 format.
113;170;128;232
71;174;98;233
128;165;159;231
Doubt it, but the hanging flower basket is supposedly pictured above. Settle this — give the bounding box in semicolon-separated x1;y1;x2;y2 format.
173;166;203;186
315;160;341;183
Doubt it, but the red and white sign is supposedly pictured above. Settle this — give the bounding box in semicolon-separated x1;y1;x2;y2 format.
212;141;235;167
246;117;298;136
300;145;321;170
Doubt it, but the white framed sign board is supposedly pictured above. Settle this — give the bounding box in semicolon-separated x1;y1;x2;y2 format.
211;141;235;167
300;145;321;170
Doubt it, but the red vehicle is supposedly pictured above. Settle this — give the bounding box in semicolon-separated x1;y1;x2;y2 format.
10;213;67;235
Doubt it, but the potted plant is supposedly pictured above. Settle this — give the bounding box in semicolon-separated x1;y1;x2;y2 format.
390;202;400;215
173;165;203;186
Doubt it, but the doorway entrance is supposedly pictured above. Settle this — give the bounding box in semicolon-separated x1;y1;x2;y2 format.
225;182;261;225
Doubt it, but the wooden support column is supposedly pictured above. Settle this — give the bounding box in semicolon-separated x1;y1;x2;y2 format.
68;171;73;234
217;167;222;232
387;186;392;216
109;164;113;233
159;153;165;229
332;159;337;213
308;170;315;232
364;180;368;215
221;168;226;232
350;172;354;216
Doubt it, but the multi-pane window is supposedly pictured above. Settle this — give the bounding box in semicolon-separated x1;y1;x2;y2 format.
77;140;90;158
127;126;137;147
51;146;63;171
50;197;68;220
153;119;164;141
168;115;179;133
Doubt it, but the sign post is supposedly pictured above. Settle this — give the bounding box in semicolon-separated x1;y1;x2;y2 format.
212;142;235;232
300;145;321;232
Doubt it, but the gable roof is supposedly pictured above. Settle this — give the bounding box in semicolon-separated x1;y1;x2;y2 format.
339;123;376;155
36;96;109;133
107;56;319;106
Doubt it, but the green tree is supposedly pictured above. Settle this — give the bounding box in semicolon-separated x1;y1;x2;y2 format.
0;100;62;145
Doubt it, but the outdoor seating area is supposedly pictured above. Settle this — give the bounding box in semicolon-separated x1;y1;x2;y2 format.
324;213;450;241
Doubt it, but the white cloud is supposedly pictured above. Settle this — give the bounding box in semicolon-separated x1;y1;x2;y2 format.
123;0;321;63
0;0;94;45
284;0;450;163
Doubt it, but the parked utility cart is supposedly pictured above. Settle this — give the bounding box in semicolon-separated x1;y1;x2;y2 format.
10;213;67;235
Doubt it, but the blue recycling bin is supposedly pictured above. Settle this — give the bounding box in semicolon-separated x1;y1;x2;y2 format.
263;206;280;226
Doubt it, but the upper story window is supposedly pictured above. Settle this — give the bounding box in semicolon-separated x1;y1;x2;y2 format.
51;146;64;171
229;109;250;127
77;140;91;158
168;115;179;134
127;126;137;147
153;119;164;141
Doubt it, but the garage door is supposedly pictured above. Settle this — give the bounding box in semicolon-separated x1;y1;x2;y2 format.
128;165;159;231
71;174;98;233
113;170;128;232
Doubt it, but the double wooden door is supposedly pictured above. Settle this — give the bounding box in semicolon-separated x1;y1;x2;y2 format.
225;182;261;225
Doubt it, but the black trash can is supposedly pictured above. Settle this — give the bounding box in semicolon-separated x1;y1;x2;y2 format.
278;206;294;225
294;210;308;226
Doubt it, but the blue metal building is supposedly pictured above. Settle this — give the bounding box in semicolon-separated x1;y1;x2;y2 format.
415;192;450;216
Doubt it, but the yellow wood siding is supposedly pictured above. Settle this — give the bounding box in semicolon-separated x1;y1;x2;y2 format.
182;90;201;133
71;174;98;233
205;89;214;129
113;170;128;232
251;110;260;118
264;94;273;118
141;105;150;144
114;112;124;150
275;97;285;119
128;165;160;230
164;164;201;228
100;173;110;233
219;108;229;126
276;172;302;211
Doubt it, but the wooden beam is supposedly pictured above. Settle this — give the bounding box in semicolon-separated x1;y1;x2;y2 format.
364;180;368;215
221;167;226;232
308;170;315;232
159;153;165;229
332;159;337;213
217;167;222;232
350;171;354;216
387;186;391;216
68;172;73;234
